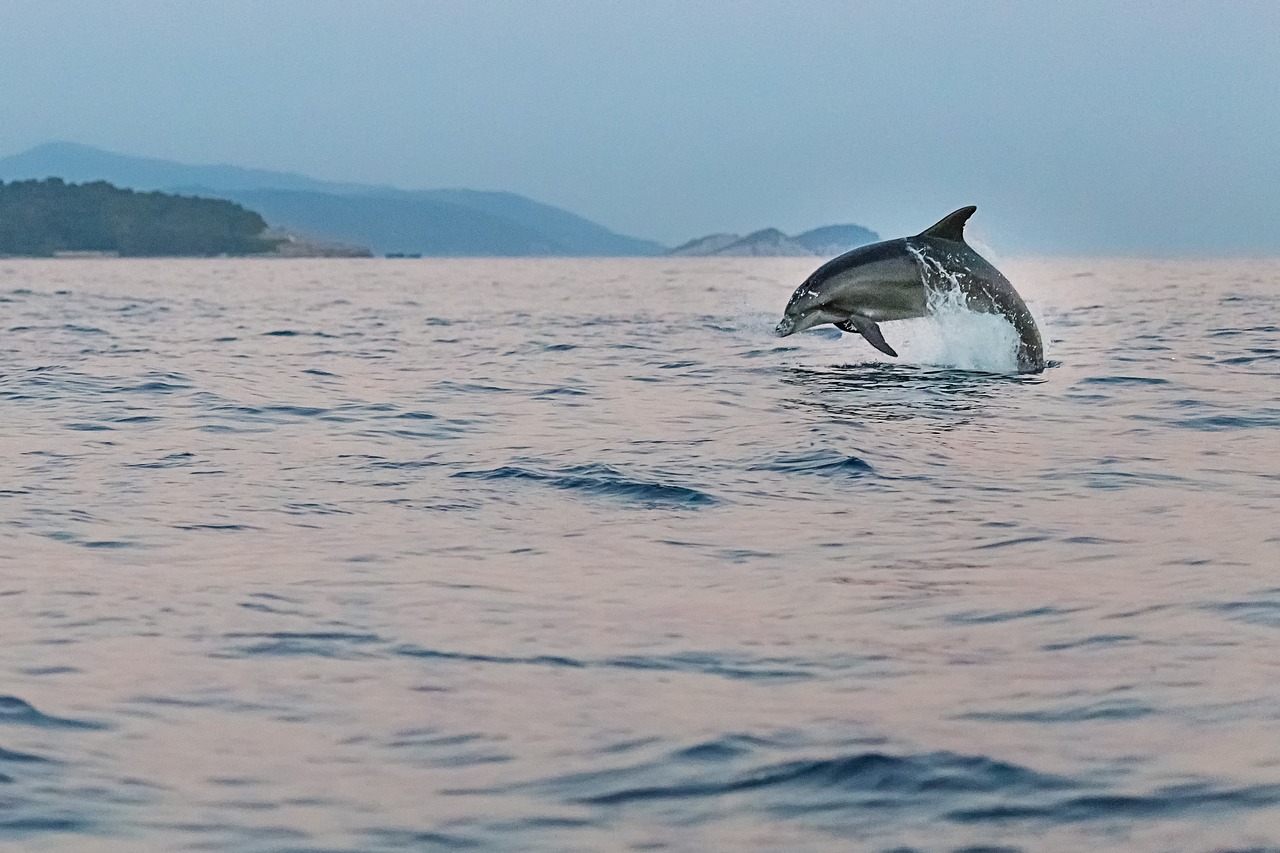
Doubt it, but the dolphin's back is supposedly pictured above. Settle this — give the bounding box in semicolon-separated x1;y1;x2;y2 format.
802;238;912;288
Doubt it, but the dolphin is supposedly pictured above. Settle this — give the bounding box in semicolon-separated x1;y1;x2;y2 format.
774;206;1044;373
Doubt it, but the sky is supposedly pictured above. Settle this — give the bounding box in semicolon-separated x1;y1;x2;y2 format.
1;0;1278;253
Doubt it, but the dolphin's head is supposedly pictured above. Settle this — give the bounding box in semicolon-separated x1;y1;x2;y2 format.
774;309;834;337
774;276;835;337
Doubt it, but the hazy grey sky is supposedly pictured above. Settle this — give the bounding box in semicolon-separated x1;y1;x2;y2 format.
1;1;1277;252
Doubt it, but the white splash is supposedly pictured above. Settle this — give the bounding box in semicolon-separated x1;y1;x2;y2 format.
889;302;1024;374
893;243;1026;374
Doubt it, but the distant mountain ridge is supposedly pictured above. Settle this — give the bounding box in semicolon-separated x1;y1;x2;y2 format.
0;143;664;257
667;233;741;256
791;224;880;256
0;142;372;194
670;223;879;257
0;142;881;258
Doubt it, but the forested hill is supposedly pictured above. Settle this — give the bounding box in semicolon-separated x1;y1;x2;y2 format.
0;178;278;256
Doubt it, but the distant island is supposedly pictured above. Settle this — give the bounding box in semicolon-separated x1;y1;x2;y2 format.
0;143;880;259
668;223;879;257
0;178;372;258
0;178;281;257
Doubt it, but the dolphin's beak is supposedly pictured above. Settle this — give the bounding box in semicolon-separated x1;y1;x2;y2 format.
774;316;795;337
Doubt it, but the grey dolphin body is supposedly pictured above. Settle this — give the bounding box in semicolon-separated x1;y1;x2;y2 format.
774;206;1044;373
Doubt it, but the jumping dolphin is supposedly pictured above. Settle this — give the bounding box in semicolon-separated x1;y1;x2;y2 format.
774;206;1044;373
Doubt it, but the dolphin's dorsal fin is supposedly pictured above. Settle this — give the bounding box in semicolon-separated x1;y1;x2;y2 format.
918;206;977;242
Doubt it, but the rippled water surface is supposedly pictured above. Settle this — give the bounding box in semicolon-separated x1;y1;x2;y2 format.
2;257;1278;852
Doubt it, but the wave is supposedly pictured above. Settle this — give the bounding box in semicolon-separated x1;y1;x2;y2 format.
493;737;1280;837
0;696;104;730
453;463;717;508
570;749;1065;806
393;645;835;681
750;449;876;478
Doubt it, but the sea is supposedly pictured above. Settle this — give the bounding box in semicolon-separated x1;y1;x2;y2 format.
1;257;1278;853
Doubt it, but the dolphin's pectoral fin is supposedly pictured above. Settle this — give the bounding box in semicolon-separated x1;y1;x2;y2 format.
836;316;898;358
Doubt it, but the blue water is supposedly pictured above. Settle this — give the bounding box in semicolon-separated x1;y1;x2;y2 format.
1;257;1278;852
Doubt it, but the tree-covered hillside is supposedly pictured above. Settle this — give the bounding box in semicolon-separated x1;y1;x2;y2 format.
0;178;278;256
